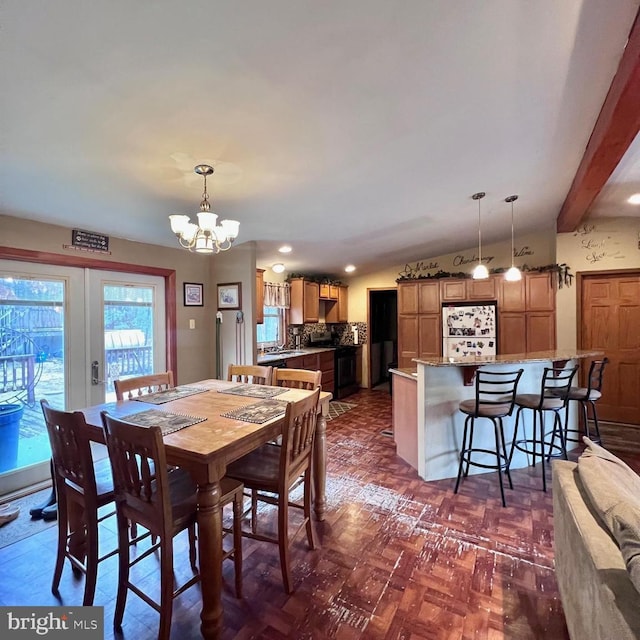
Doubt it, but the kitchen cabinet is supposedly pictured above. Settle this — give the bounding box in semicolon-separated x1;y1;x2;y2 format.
499;277;526;312
256;269;265;324
526;312;556;351
498;313;527;355
398;271;557;364
397;281;440;367
398;282;419;314
526;272;555;311
440;279;467;301
325;285;348;323
418;315;441;359
418;281;440;313
283;350;334;394
398;313;419;368
289;278;319;324
319;284;339;300
319;350;335;393
468;276;497;300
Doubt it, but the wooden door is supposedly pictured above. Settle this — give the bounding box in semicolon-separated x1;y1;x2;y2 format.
580;272;640;424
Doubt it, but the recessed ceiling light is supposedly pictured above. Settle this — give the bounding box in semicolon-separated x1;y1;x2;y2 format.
278;245;292;253
272;263;286;273
344;265;356;273
628;193;640;205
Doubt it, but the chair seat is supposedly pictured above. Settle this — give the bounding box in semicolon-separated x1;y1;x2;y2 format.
515;393;564;411
566;387;602;401
227;444;281;490
459;399;513;417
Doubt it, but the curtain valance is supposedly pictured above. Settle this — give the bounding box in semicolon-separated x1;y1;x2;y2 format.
263;282;290;308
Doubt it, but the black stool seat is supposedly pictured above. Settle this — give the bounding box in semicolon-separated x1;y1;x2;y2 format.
454;369;524;508
509;365;578;492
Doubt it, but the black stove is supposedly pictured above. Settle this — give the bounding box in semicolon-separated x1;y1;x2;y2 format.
309;332;358;399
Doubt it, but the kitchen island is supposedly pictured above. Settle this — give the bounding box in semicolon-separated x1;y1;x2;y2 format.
390;349;603;482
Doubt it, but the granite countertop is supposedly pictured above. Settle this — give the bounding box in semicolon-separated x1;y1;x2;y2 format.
414;349;604;367
257;346;336;365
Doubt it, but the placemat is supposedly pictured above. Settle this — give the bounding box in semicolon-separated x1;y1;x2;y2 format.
133;385;209;404
221;399;288;424
219;384;288;399
121;408;207;435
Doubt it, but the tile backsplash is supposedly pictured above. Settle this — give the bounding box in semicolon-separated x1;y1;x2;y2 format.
286;322;367;348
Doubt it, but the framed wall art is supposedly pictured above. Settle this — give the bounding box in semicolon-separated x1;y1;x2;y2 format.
183;282;204;307
217;282;242;310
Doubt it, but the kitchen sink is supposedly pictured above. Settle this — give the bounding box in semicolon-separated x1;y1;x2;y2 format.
272;350;306;356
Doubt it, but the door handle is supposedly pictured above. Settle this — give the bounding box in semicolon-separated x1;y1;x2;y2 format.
91;360;105;385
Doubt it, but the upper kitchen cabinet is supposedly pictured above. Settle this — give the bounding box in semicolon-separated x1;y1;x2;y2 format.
325;285;348;323
526;272;555;311
398;280;440;314
289;278;319;324
256;269;265;324
440;279;467;301
499;277;526;312
468;276;497;300
319;284;339;300
398;281;419;314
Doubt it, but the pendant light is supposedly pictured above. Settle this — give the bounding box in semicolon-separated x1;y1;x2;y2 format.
472;192;489;279
504;194;522;282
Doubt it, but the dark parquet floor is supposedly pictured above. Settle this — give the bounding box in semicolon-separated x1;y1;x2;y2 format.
2;387;639;639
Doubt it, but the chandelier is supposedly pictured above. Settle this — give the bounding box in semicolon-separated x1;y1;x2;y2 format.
169;164;240;254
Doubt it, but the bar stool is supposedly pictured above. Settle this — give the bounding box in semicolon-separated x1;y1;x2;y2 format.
563;357;609;445
454;369;524;507
509;365;579;492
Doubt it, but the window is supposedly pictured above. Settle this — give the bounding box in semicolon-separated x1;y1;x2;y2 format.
256;306;286;347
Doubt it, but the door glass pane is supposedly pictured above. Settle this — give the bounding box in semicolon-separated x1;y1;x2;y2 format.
103;284;155;402
0;276;65;474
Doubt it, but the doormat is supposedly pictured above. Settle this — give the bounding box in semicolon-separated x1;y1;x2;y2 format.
327;402;357;421
0;488;57;549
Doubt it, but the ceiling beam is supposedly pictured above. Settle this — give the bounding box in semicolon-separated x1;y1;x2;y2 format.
557;9;640;232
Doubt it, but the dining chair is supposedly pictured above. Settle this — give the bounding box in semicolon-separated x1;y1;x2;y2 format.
40;399;120;606
453;369;524;507
114;371;175;401
227;363;273;386
272;367;321;390
563;357;609;445
226;387;321;594
100;411;244;640
509;364;579;492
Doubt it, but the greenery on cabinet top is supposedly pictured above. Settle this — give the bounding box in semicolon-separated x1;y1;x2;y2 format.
287;274;346;285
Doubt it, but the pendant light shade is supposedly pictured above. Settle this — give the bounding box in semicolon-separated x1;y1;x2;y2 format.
504;194;521;282
472;192;489;280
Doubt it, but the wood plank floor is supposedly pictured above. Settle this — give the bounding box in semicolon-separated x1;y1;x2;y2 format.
1;388;638;639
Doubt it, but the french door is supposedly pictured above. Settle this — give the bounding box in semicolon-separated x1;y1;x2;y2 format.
0;260;165;496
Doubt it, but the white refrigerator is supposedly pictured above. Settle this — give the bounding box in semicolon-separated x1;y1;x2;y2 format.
442;301;497;358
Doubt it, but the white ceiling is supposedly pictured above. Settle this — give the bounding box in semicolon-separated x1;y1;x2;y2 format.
1;1;639;277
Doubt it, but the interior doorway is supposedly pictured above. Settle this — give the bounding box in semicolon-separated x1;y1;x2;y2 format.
367;288;397;391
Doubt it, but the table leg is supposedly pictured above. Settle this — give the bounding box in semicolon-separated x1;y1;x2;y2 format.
313;412;327;521
196;480;224;640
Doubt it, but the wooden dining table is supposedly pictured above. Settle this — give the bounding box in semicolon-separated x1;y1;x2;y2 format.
78;378;331;640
